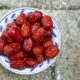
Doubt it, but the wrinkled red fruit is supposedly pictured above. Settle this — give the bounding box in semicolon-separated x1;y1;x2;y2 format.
36;55;44;63
42;16;53;29
2;30;8;38
27;11;42;23
47;28;53;37
8;22;20;30
31;22;40;33
15;51;27;60
16;13;27;25
45;45;59;58
21;22;31;38
10;57;25;70
4;43;20;56
43;38;53;48
23;38;33;51
2;30;14;43
8;24;23;42
32;27;46;42
0;37;6;52
33;45;44;56
24;58;37;68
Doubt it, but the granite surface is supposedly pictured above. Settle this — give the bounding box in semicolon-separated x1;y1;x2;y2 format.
0;0;80;10
0;0;80;80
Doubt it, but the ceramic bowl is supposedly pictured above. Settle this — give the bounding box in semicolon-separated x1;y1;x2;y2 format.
0;7;61;75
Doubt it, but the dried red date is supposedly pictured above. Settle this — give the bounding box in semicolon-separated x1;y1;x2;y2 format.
21;22;31;38
36;55;44;63
33;45;44;56
32;27;46;42
27;11;42;23
8;25;23;42
45;45;59;58
23;38;33;51
31;22;40;33
10;58;25;70
15;51;27;60
16;13;27;25
8;22;20;30
24;58;37;68
2;30;14;43
4;43;20;56
43;38;53;48
47;28;53;37
42;16;53;29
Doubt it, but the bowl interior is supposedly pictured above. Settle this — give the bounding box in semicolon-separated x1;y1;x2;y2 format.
0;8;61;75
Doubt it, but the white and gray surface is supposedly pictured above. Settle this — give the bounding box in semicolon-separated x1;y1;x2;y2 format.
0;0;80;80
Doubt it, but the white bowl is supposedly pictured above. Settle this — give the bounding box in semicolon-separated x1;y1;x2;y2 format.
0;7;61;75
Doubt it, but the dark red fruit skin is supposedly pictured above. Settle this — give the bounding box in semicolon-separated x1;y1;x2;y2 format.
2;30;8;38
31;22;40;33
10;57;25;70
33;45;44;56
36;55;44;63
16;13;27;25
47;28;53;37
41;16;53;29
0;37;6;52
4;43;20;57
21;22;31;38
10;56;18;61
23;38;33;52
9;43;21;53
27;11;42;23
8;22;20;30
2;30;14;43
15;51;27;60
43;38;53;48
45;45;59;59
24;58;37;68
8;25;23;42
32;27;47;42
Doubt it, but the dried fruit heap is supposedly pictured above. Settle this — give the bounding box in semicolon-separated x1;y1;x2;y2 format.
0;11;59;70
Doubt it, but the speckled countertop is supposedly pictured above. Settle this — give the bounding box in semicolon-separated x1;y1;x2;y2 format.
0;0;80;80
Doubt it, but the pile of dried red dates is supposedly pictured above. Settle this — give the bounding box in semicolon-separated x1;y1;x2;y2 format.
0;11;59;70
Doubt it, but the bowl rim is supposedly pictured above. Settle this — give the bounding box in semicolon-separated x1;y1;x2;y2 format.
0;7;61;75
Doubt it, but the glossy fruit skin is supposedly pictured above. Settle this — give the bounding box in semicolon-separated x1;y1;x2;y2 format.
43;38;53;48
4;43;20;56
27;11;42;23
31;22;40;33
8;24;23;42
15;51;27;60
0;37;6;52
33;45;44;56
10;57;25;70
32;27;46;42
42;16;53;29
24;58;37;68
16;13;27;25
21;22;31;38
23;38;33;52
36;55;44;63
45;45;59;59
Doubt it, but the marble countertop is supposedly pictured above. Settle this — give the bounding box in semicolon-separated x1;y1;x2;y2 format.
0;0;80;80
